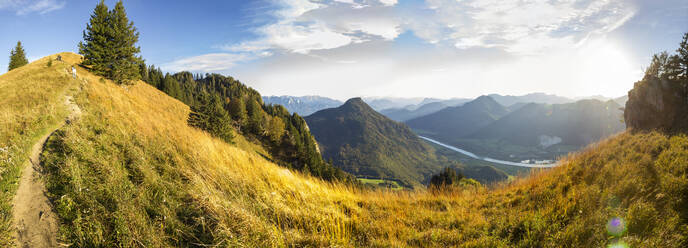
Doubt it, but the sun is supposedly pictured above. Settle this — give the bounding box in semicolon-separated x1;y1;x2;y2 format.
578;39;640;97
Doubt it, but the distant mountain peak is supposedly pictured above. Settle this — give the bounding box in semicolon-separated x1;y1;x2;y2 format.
344;97;365;105
463;95;505;110
341;97;374;112
305;97;444;187
471;95;498;104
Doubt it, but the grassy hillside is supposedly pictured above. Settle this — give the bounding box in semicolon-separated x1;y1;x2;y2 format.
2;53;686;247
0;53;79;246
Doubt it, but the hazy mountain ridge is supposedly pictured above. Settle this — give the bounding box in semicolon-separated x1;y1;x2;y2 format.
380;101;449;122
361;97;426;111
262;95;343;116
487;92;574;106
469;99;625;147
379;98;472;121
406;95;511;139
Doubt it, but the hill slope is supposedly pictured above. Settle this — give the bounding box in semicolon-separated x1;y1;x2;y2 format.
406;95;510;139
305;98;445;187
1;53;686;247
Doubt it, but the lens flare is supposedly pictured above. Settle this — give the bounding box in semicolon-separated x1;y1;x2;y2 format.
607;241;629;248
606;217;626;237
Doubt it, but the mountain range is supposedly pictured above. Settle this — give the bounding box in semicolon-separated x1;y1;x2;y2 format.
262;95;342;116
408;95;625;161
406;95;512;139
263;93;625;124
379;98;472;122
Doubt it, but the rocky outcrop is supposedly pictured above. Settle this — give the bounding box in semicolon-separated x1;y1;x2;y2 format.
624;76;688;132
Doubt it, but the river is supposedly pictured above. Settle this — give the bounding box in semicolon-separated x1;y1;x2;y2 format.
419;136;559;168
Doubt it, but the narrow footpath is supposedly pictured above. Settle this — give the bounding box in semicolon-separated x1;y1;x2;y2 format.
12;95;81;248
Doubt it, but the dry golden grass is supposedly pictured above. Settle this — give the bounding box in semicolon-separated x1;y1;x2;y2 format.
0;53;82;246
3;52;687;247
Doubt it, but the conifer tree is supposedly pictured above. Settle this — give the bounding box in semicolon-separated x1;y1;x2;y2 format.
109;0;142;84
229;98;248;127
189;94;234;143
79;0;141;84
79;1;111;77
247;99;264;133
8;41;28;71
678;33;688;79
429;167;464;188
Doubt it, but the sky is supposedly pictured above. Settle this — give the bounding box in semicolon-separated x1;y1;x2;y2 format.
1;0;687;100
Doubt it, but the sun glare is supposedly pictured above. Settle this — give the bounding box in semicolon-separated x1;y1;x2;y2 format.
578;39;640;97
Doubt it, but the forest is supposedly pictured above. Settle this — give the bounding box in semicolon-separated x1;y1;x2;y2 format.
138;66;355;183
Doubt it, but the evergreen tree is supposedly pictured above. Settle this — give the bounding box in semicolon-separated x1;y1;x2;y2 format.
8;41;28;71
428;167;464;188
79;0;141;84
189;94;234;143
79;1;111;77
229;98;247;127
678;33;688;79
266;116;285;143
247;99;264;133
109;0;142;84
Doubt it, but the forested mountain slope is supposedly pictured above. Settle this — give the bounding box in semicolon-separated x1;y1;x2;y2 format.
138;65;353;182
305;98;446;187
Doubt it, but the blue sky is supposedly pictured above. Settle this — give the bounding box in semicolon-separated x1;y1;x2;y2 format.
1;0;687;100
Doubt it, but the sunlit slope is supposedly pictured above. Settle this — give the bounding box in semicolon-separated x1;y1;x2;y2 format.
0;53;79;246
5;52;686;247
36;53;361;247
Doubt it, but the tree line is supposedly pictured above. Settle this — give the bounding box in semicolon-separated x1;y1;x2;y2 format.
138;66;356;182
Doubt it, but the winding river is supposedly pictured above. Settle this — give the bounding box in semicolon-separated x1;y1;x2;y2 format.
419;136;559;168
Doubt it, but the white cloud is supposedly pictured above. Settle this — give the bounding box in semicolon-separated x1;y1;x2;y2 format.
261;21;353;54
0;0;65;15
378;0;397;6
161;53;251;73
224;0;634;58
275;0;321;18
413;0;637;55
221;0;401;56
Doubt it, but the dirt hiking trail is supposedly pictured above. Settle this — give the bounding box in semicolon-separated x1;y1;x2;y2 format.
12;95;81;248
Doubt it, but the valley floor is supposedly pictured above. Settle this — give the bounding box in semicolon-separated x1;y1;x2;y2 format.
419;136;557;168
